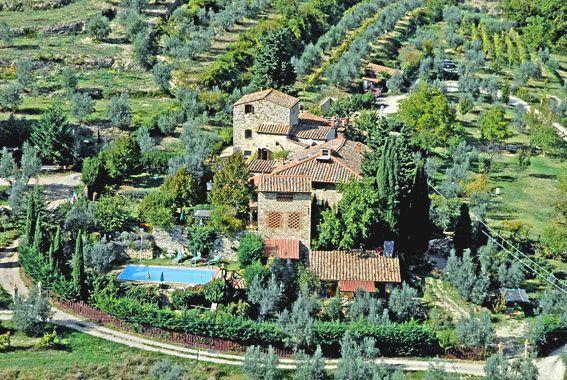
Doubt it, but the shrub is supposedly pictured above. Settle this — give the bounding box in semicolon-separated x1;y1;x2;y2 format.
388;283;419;322
0;83;22;112
86;14;111;41
237;233;264;267
107;93;132;128
101;135;140;179
243;345;280;380
11;285;53;336
151;360;186;380
35;329;67;349
139;191;175;229
170;288;206;310
71;92;94;123
203;278;226;303
156;111;178;135
0;332;10;352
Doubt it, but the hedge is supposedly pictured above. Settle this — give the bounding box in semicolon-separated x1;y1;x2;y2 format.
95;293;439;356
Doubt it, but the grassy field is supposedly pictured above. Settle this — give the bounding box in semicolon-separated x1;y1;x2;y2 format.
0;322;244;380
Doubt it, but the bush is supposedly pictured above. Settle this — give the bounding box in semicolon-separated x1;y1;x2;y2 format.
139;190;176;229
35;329;67;349
170;288;206;310
107;93;132;128
151;360;186;380
86;14;111;41
11;285;53;336
203;278;227;303
0;332;10;352
237;233;264;267
95;292;439;356
101;135;140;179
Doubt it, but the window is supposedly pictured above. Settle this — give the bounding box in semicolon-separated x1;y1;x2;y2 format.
287;212;301;229
258;148;270;160
266;212;282;228
276;193;293;202
244;150;252;157
322;149;330;156
245;129;252;139
245;104;254;114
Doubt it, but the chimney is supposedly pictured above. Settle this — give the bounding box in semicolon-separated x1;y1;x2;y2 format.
355;142;361;154
337;127;346;140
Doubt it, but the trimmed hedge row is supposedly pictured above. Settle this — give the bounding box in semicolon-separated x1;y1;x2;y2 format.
96;294;440;356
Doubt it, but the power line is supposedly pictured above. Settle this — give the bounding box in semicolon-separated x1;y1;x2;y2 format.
428;181;567;294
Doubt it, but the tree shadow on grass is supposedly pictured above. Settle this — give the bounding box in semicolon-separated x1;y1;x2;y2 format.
529;173;557;180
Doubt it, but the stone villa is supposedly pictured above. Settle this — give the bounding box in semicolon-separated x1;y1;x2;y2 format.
231;89;401;296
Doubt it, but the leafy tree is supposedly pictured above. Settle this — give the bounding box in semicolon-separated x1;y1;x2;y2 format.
16;59;34;89
20;142;41;182
293;346;326;380
152;61;172;94
209;152;250;219
398;83;455;150
157;111;178;135
139;190;176;229
93;195;135;233
386;73;404;94
243;261;268;287
479;106;510;149
0;83;22;111
335;332;378;380
161;167;198;208
277;288;319;349
31;104;73;165
70;92;94;122
237;233;264;267
316;180;381;250
0;147;17;183
203;278;226;303
252;28;297;89
107;93;132;128
132;31;154;68
101;135;140;179
247;274;283;321
86;14;111;41
11;285;53;336
525;109;564;156
455;311;493;350
454;203;472;256
169;121;215;180
64;200;95;234
120;10;148;41
485;352;538;380
458;94;474;115
388;283;419;322
81;156;107;198
243;346;281;380
61;67;78;94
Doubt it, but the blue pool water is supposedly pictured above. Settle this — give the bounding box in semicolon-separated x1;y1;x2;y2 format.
117;265;217;285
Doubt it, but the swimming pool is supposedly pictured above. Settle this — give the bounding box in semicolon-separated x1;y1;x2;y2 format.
117;265;217;285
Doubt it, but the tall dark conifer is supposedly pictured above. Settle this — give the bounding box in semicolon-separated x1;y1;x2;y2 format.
72;231;86;299
454;203;473;256
401;160;431;255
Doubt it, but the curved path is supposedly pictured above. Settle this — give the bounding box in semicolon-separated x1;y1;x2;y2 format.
2;241;566;377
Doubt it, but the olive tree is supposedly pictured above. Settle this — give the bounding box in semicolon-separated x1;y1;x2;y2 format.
11;285;53;336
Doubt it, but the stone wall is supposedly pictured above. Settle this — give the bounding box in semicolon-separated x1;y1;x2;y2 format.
313;188;342;207
125;247;154;260
257;191;311;248
233;99;299;155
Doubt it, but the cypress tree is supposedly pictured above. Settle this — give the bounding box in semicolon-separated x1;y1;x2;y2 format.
49;226;61;270
402;160;431;255
72;231;86;299
23;198;33;246
454;203;473;256
31;215;42;251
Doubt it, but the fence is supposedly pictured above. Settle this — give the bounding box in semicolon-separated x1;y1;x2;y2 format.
54;300;293;356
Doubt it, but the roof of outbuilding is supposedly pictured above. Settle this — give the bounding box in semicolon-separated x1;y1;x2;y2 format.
338;280;376;292
308;250;401;283
234;89;300;108
257;175;311;193
264;239;300;260
257;122;294;136
247;159;277;174
293;124;334;140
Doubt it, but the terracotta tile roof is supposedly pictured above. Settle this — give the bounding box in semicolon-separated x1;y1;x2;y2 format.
257;175;311;193
298;112;332;126
271;156;360;184
234;89;299;109
257;122;293;136
365;63;402;76
293;125;334;141
308;250;401;283
247;159;276;174
264;239;300;260
339;280;376;292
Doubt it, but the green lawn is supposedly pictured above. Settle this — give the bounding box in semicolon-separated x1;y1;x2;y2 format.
0;322;244;380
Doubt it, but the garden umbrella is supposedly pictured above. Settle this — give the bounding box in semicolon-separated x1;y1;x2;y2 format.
160;272;164;283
